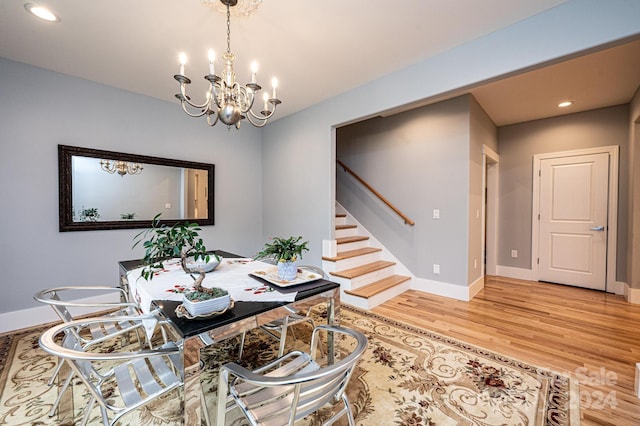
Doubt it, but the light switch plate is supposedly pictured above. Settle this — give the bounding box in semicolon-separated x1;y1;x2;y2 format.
433;209;440;219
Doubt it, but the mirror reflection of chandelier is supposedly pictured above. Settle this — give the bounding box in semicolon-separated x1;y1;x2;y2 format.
100;159;143;177
174;0;281;129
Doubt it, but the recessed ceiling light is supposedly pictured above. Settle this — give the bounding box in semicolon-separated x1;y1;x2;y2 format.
24;3;61;22
557;101;574;108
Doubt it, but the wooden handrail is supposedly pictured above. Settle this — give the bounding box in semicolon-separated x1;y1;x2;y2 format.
337;159;415;226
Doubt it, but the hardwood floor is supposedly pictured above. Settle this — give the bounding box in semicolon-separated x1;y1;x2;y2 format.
372;276;640;426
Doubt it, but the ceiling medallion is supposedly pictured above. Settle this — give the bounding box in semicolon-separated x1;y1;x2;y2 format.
201;0;262;17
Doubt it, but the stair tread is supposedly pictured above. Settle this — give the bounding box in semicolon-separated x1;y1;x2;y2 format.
344;275;411;298
336;235;369;244
336;224;357;230
336;213;346;218
330;260;395;279
322;247;382;262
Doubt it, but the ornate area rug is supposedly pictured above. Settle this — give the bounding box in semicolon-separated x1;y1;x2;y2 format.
0;305;579;425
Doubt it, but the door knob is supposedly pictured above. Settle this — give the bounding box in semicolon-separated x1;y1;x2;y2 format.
589;226;605;231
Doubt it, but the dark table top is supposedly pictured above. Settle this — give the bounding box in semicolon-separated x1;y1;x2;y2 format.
119;250;340;339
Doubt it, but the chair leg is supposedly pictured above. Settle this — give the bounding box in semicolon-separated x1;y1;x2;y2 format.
47;358;63;386
48;370;74;416
237;331;247;361
302;318;324;358
80;397;96;426
277;320;289;358
344;393;356;426
201;388;211;426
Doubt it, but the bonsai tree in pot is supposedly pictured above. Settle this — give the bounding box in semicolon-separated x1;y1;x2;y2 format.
132;214;225;309
255;236;309;281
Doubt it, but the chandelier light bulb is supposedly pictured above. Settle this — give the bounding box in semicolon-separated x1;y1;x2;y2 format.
271;77;278;99
251;61;258;83
263;92;269;111
208;49;215;75
178;52;187;75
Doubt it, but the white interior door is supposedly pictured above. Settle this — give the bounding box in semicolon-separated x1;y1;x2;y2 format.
538;153;609;290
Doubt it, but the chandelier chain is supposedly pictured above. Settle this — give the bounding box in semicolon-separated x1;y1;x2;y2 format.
226;4;231;54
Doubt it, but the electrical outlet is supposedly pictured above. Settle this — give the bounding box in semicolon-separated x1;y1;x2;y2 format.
433;264;440;275
511;250;518;258
433;209;440;219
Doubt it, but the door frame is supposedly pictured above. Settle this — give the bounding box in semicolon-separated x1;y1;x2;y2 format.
483;145;499;277
531;146;619;292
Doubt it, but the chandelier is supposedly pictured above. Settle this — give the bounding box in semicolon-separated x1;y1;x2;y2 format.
174;0;281;129
100;159;143;177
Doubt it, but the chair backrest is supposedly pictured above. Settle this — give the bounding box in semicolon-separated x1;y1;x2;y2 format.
34;286;145;346
39;316;182;425
34;286;137;323
220;325;367;426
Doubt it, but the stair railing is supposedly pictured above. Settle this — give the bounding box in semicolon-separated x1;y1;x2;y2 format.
337;159;415;226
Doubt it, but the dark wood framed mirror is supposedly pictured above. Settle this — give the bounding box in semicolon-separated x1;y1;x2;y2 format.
59;145;214;231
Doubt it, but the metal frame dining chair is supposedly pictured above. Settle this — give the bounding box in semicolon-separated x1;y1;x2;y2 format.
38;316;191;426
218;324;368;426
33;286;150;416
237;265;327;361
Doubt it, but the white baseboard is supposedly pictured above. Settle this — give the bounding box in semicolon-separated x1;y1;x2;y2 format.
495;265;534;281
410;277;478;302
469;276;485;299
0;294;120;334
612;281;625;295
495;267;628;297
0;305;62;334
624;283;640;304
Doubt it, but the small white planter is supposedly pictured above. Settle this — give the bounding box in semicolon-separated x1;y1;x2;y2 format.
182;293;230;316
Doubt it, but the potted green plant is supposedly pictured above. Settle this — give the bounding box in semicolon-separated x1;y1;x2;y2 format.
255;236;309;281
80;207;100;222
132;214;228;315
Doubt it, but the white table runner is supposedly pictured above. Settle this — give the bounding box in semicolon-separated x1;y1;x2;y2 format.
127;257;297;313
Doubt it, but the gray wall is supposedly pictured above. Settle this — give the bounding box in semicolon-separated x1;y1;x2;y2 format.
336;96;472;285
335;94;497;288
1;0;638;315
628;88;640;288
468;97;498;284
261;0;639;290
0;57;264;313
497;105;629;281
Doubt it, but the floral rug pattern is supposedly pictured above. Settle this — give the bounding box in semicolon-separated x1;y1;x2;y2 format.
0;305;579;425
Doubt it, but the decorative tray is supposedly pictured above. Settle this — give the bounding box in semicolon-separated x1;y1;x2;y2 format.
175;300;234;320
249;267;322;288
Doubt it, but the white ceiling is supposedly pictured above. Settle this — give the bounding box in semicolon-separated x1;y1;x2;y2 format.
1;0;638;127
470;39;640;125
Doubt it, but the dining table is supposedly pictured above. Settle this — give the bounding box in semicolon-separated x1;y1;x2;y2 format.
118;250;341;425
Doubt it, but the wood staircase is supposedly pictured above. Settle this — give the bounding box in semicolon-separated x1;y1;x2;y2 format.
322;213;411;309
